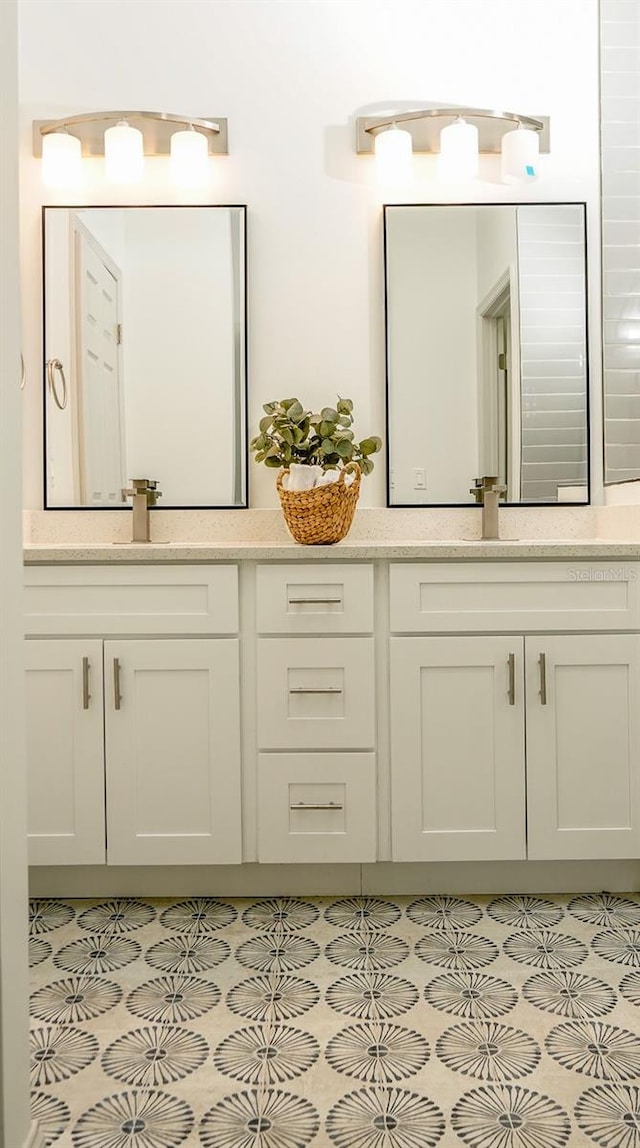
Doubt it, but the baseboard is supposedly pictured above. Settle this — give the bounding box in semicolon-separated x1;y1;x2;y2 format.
29;859;640;898
361;859;640;895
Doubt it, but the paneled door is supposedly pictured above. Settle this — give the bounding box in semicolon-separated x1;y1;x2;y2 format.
526;634;640;859
105;638;241;865
74;223;125;505
26;639;105;865
390;636;526;861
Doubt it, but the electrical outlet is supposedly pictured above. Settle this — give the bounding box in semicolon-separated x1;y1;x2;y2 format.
413;468;426;490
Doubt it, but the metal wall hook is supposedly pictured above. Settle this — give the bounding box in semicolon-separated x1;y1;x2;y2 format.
20;352;26;390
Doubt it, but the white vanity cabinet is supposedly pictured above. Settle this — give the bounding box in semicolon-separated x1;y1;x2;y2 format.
24;553;640;884
24;566;242;867
255;563;377;863
390;563;640;863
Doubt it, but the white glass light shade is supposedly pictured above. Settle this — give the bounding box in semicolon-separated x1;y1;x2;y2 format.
170;128;210;187
501;126;539;183
41;132;82;188
104;120;144;183
374;125;413;186
438;117;479;182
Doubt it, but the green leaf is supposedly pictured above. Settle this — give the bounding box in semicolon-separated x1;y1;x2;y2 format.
264;456;281;468
259;415;272;432
337;439;353;458
320;407;338;423
360;457;374;476
337;397;353;414
360;436;382;456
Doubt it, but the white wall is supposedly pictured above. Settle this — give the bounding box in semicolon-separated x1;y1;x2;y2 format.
121;209;235;505
18;0;602;509
0;1;31;1144
387;208;478;503
475;206;517;304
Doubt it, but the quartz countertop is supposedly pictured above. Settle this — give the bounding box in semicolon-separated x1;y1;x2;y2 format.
23;538;640;563
22;506;640;562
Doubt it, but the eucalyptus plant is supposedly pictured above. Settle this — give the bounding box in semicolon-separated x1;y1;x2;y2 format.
250;397;382;476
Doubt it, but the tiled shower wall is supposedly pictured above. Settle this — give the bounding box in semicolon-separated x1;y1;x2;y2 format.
518;205;588;502
601;0;640;484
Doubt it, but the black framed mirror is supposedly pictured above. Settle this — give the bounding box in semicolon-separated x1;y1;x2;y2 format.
43;204;247;509
385;202;589;506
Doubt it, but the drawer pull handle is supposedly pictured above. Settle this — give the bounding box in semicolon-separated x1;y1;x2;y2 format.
290;801;344;811
539;652;547;705
82;656;91;710
289;686;343;694
288;597;342;605
113;657;122;710
508;653;516;706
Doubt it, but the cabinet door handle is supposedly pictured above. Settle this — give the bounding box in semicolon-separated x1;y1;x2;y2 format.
82;656;90;709
290;801;344;811
539;652;547;705
508;653;516;705
288;686;343;694
288;596;342;605
113;657;122;710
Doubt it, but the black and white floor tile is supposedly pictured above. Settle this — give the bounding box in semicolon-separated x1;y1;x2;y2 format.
28;892;640;1146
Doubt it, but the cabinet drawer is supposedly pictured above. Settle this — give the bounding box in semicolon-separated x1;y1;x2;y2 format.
257;637;375;749
24;565;238;635
256;563;373;633
390;562;640;633
257;752;377;863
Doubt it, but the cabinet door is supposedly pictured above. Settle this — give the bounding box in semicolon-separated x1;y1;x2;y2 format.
526;634;640;860
26;639;105;865
104;639;241;865
390;636;526;861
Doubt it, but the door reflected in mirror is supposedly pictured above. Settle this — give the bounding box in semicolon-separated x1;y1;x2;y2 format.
43;205;247;508
384;203;589;505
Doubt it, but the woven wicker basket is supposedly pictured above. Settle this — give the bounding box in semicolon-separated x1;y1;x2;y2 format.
276;462;361;545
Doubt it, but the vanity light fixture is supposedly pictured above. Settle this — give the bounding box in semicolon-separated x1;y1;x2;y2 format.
438;116;479;183
170;125;210;188
34;111;229;188
356;106;549;185
104;119;144;184
41;130;82;188
374;123;413;186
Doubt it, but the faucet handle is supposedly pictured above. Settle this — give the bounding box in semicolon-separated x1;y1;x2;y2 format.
122;478;162;502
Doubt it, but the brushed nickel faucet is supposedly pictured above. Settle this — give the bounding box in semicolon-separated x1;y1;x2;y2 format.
470;475;507;541
122;478;162;543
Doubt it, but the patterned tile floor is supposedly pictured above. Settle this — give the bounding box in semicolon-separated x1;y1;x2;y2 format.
28;892;640;1147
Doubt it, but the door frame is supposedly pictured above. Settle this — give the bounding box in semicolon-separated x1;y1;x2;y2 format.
477;267;522;500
